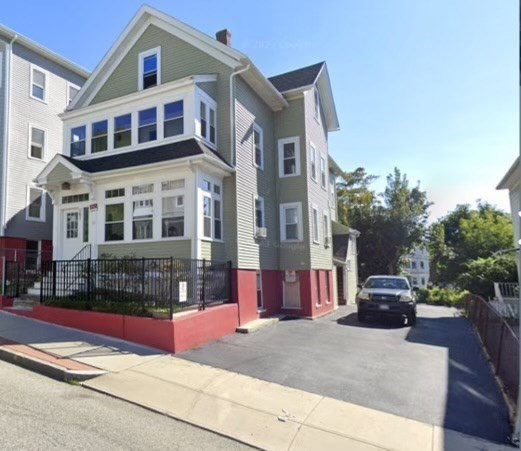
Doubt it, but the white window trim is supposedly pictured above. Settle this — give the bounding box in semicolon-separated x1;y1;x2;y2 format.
323;210;330;246
26;186;46;222
67;82;81;106
253;194;265;235
253;122;264;170
138;47;161;91
196;89;217;149
314;87;321;125
200;177;223;242
309;143;317;182
27;123;47;162
280;202;303;242
278;137;301;178
311;204;320;244
256;270;264;310
30;64;48;103
320;156;327;190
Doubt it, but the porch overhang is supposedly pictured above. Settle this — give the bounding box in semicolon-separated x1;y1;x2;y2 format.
33;154;92;191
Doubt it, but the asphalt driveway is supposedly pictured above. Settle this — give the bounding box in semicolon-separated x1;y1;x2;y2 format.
180;304;511;444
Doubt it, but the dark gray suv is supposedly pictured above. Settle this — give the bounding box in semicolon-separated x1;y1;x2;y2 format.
356;276;416;326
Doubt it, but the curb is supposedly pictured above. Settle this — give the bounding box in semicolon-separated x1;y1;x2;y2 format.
0;346;106;382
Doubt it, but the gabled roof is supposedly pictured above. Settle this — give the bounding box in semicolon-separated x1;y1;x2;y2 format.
0;24;89;78
61;139;231;174
70;5;286;111
268;62;324;93
497;156;520;191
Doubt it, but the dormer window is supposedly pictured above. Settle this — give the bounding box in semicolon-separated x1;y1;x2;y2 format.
139;47;161;90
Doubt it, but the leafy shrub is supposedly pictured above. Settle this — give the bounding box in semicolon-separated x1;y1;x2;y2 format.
416;288;429;303
419;287;469;308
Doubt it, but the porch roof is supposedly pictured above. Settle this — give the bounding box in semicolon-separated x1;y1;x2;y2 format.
62;138;231;173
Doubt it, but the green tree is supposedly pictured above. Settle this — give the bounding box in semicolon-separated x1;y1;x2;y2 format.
337;167;431;279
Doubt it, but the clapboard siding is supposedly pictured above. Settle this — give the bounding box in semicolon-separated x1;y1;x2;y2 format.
200;240;226;261
0;45;5;218
99;240;191;259
5;42;86;240
91;24;234;164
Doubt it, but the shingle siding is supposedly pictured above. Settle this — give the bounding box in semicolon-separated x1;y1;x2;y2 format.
99;240;191;259
5;42;86;240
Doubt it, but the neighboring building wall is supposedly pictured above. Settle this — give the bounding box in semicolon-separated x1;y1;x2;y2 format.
5;42;85;241
0;43;5;219
510;185;520;254
346;234;358;304
407;247;430;288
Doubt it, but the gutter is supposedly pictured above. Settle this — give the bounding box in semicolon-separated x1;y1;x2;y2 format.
0;34;17;236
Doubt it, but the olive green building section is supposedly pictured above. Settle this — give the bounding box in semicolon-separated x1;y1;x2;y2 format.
90;24;234;163
273;95;311;270
98;240;192;259
200;240;226;262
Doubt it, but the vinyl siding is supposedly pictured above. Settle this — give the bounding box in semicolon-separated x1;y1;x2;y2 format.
91;24;234;163
0;45;5;221
274;96;310;270
234;77;278;270
5;42;86;240
200;240;226;261
304;88;333;270
98;240;191;259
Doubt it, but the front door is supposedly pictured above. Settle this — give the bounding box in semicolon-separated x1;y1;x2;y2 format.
62;209;83;260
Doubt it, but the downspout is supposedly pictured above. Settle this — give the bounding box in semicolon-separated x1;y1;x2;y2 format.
0;34;17;236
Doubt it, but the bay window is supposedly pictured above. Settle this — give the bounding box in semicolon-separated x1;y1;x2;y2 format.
105;204;124;241
164;101;184;137
132;199;153;240
138;108;157;143
70;126;86;157
162;196;184;237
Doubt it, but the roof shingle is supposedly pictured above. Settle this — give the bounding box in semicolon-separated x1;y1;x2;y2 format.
268;62;324;93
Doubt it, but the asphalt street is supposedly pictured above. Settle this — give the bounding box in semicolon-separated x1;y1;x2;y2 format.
181;304;511;444
0;360;251;450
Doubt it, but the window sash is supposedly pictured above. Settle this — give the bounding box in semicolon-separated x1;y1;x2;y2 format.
203;196;212;238
105;204;124;241
164;101;184;137
320;158;327;188
162;196;184;237
70;126;86;157
30;127;45;159
312;208;319;243
138;108;157;143
28;189;43;219
32;69;46;100
255;197;264;228
310;147;317;180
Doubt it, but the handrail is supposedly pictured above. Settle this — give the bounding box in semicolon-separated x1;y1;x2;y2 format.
61;244;92;292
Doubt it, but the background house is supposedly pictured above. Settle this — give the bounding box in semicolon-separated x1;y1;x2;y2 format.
403;247;430;288
0;25;88;270
35;6;347;320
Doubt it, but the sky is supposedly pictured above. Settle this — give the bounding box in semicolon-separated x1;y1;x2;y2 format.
2;1;518;221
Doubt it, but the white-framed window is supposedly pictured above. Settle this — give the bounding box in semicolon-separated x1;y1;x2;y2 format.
314;87;321;124
214;198;222;240
92;120;108;153
105;203;124;241
280;202;303;242
420;261;425;269
30;66;47;102
164;100;184;137
254;195;265;232
323;211;329;245
66;211;79;238
26;187;45;221
132;199;153;240
256;270;263;309
412;261;417;269
203;196;212;239
253;123;264;169
162;195;184;237
310;144;317;181
114;113;132;149
139;47;161;90
311;205;320;244
199;98;217;146
412;277;418;286
278;137;300;178
421;277;426;286
29;125;45;160
70;125;86;157
320;157;327;189
67;83;80;106
138;107;157;143
202;180;223;241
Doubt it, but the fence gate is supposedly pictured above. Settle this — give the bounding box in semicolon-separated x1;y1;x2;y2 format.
3;261;40;298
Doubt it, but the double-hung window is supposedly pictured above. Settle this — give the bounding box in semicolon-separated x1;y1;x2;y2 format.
278;137;300;177
312;206;320;244
132;199;153;240
139;48;160;90
92;120;108;153
29;126;45;160
310;145;317;181
27;187;45;221
254;196;265;229
203;196;212;239
164;101;184;137
161;179;185;238
323;212;329;245
105;189;124;241
67;84;80;106
320;157;327;189
280;202;302;242
253;123;263;169
70;126;86;157
138;108;157;143
114;114;132;148
202;180;222;240
199;99;216;146
31;67;46;102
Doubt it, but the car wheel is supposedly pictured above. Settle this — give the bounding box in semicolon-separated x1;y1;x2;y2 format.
358;312;366;323
407;312;417;326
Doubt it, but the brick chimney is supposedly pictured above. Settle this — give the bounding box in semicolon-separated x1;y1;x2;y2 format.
216;29;232;47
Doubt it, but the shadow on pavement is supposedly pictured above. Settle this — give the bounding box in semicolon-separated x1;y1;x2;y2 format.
406;315;512;444
337;312;406;329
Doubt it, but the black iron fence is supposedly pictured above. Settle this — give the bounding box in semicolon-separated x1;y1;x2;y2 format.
40;257;233;318
465;295;519;411
3;255;48;298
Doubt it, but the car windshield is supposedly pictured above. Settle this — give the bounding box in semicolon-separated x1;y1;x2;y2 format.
364;278;409;290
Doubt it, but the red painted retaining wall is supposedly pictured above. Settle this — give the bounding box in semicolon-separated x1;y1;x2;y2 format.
124;315;175;352
233;269;258;325
261;270;282;316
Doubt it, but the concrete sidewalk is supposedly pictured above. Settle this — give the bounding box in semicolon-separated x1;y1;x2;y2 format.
0;311;514;451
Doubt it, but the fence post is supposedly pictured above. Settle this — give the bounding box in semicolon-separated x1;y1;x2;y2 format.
15;263;20;298
495;320;505;375
39;261;44;305
52;261;57;298
201;259;206;311
86;258;92;310
169;257;174;319
227;260;232;304
141;258;146;314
